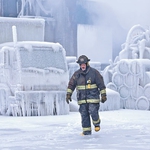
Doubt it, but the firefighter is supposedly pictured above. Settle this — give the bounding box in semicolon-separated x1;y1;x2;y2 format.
66;55;107;135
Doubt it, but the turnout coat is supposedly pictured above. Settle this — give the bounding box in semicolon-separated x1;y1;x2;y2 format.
67;66;106;105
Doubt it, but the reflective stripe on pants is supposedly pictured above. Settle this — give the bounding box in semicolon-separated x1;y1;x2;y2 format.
79;103;100;132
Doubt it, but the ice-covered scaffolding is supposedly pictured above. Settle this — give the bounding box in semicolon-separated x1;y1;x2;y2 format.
103;24;150;110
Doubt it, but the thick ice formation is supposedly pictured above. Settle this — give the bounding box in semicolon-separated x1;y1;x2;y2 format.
103;24;150;110
0;41;69;116
8;91;69;116
1;23;150;116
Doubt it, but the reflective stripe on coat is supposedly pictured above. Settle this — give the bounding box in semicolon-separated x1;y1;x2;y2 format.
67;66;106;105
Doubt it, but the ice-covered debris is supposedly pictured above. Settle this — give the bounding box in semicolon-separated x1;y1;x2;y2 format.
0;41;69;116
103;24;150;110
118;24;150;60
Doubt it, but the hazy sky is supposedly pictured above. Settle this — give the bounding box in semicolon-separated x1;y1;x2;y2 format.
78;0;150;64
99;0;150;30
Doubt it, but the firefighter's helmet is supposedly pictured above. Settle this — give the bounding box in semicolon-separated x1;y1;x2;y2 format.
76;55;90;64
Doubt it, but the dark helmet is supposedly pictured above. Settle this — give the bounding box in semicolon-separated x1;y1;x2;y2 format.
76;55;90;64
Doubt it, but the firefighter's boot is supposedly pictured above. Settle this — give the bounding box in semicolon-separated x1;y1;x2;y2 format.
95;126;100;132
81;131;91;136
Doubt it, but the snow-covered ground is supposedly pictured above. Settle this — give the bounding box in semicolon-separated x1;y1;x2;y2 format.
0;109;150;150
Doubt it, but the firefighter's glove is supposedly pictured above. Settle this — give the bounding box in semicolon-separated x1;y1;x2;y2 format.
66;93;72;104
101;95;107;103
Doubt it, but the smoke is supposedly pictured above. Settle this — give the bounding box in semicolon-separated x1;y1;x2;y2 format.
78;0;150;64
78;0;127;64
